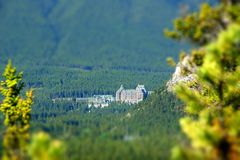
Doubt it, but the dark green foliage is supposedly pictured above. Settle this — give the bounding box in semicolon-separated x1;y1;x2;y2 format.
29;87;183;159
0;1;215;111
21;66;171;98
0;1;218;159
0;0;210;71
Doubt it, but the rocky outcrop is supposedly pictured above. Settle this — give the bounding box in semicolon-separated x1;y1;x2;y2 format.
166;55;197;92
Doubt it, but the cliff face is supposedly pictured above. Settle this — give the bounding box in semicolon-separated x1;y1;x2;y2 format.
166;55;197;91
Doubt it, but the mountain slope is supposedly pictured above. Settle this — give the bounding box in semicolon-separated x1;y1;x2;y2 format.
0;0;213;70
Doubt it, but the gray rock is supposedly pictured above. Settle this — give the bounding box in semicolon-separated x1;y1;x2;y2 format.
166;55;197;92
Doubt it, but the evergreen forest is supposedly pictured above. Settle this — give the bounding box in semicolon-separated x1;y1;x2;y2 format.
1;0;240;160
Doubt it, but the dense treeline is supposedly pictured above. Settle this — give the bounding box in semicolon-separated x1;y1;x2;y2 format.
28;87;183;159
0;59;183;160
0;0;219;159
19;66;171;98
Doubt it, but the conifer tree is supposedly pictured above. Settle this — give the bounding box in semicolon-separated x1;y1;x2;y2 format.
166;1;240;159
0;61;33;160
0;61;65;160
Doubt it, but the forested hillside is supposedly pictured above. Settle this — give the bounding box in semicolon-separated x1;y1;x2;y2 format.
0;1;220;159
0;0;214;70
31;87;184;159
0;0;215;101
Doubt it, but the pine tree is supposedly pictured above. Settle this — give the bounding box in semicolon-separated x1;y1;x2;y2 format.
0;61;33;160
165;1;240;159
